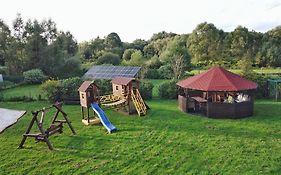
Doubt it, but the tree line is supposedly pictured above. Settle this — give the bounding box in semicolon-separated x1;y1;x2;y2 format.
0;14;79;78
1;15;281;79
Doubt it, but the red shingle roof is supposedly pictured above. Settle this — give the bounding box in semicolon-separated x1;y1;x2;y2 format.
177;67;257;91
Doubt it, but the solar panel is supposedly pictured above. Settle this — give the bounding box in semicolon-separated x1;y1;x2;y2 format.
83;66;141;80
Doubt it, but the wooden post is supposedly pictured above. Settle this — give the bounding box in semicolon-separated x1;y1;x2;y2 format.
275;82;278;101
87;107;90;123
19;112;38;149
81;106;84;119
128;82;132;113
34;116;53;150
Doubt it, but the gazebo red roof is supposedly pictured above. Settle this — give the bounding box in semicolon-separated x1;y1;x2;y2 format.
177;67;257;91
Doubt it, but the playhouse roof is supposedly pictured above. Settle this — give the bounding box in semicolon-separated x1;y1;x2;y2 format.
111;77;135;85
78;81;95;92
177;67;257;91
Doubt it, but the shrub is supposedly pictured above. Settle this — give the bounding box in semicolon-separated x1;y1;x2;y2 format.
60;77;83;99
158;65;173;79
41;80;62;102
139;80;154;100
243;73;270;99
1;96;36;102
0;81;16;90
144;69;160;79
93;79;112;95
158;80;178;99
23;69;47;84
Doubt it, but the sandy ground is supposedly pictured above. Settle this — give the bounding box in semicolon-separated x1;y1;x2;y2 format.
0;108;26;133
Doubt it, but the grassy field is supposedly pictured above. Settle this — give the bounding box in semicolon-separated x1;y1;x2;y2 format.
1;84;43;100
0;99;280;174
0;81;281;174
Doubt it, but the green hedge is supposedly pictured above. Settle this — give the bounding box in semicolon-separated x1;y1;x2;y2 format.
158;80;178;99
139;80;154;100
41;77;83;102
3;75;24;83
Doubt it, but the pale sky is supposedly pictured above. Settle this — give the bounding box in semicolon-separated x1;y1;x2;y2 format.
0;0;281;42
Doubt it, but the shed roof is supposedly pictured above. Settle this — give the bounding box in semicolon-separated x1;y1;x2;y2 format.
78;81;95;92
111;77;135;85
177;67;258;91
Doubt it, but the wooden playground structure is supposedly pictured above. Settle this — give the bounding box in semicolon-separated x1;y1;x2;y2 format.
19;102;76;150
78;77;147;125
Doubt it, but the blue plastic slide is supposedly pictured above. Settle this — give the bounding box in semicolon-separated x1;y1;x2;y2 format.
91;102;117;133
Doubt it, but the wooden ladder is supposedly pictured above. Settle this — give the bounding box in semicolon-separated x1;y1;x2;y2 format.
131;89;146;116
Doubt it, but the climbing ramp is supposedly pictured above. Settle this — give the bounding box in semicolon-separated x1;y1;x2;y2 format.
131;89;147;116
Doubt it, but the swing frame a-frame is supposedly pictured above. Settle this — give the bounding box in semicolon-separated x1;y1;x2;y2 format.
18;102;76;150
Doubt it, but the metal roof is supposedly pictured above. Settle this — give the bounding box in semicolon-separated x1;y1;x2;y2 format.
83;65;141;80
177;67;258;91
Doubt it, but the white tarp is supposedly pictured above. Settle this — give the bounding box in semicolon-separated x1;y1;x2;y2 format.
0;74;3;82
0;108;26;133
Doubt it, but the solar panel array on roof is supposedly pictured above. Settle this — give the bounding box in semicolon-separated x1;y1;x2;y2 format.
83;66;141;80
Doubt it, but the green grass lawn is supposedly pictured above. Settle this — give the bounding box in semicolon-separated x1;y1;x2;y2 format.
0;99;280;174
1;84;43;100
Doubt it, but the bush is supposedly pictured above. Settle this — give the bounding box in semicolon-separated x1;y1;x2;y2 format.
158;65;173;79
60;77;83;99
93;79;112;95
0;66;7;74
41;80;62;102
139;80;154;100
0;96;36;102
23;69;47;84
144;69;160;79
41;77;84;102
0;81;16;90
158;80;178;99
242;73;270;99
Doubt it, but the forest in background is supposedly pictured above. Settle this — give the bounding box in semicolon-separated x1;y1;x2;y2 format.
1;14;281;79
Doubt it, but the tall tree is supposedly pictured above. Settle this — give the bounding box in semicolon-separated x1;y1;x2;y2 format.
188;22;221;64
160;36;190;79
0;19;11;66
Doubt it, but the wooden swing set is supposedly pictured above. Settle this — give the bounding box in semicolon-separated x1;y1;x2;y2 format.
18;102;76;150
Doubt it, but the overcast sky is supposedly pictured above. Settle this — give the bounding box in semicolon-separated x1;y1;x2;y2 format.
0;0;281;42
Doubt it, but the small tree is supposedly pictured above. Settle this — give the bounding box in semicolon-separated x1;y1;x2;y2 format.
237;58;254;77
40;80;62;102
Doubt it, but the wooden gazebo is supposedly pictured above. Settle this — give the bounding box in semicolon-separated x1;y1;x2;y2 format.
177;67;258;119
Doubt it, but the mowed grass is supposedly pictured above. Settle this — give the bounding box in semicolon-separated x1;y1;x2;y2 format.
1;84;43;99
0;99;280;174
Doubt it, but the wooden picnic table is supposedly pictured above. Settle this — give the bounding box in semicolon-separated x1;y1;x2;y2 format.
191;96;207;103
